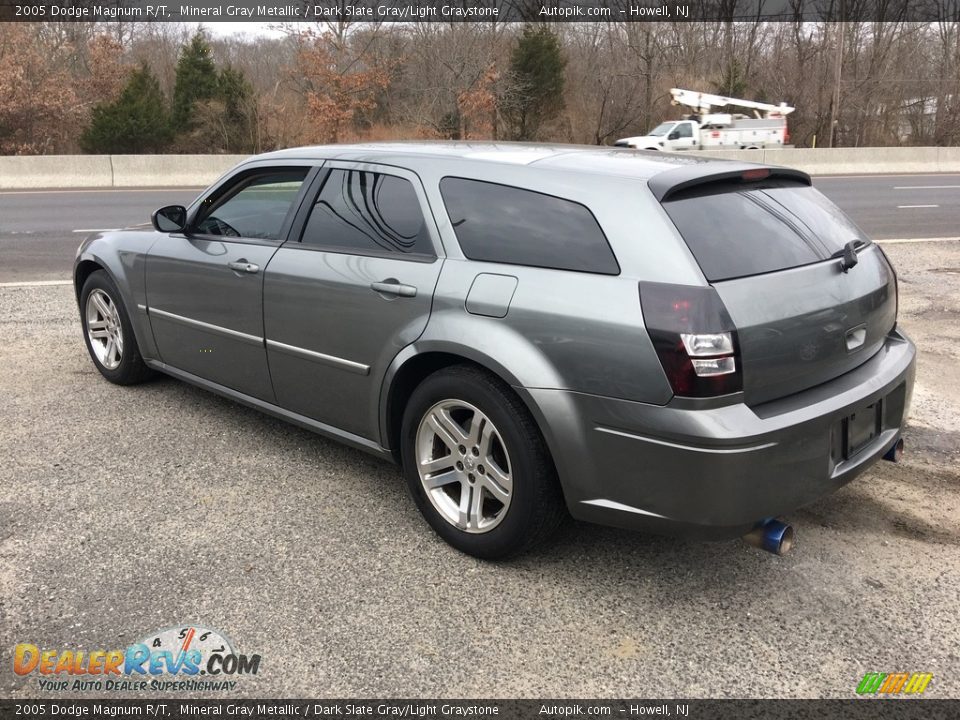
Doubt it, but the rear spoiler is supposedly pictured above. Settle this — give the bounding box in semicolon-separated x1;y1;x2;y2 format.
647;163;811;202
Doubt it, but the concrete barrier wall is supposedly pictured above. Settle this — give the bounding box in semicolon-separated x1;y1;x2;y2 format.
0;154;247;190
0;155;114;189
2;148;960;189
110;154;248;188
696;146;960;174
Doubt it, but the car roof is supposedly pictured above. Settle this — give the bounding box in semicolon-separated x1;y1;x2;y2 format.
252;141;742;182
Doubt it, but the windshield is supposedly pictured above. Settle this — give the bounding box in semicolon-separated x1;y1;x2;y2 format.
648;122;674;137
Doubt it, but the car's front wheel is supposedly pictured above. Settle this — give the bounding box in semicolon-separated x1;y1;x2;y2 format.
80;270;153;385
401;365;566;559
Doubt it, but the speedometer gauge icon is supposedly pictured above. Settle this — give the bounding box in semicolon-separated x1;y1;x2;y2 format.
137;625;235;659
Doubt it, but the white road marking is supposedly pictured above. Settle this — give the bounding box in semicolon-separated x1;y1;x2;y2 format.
893;185;960;189
896;204;939;209
0;280;72;288
73;228;119;233
817;173;960;180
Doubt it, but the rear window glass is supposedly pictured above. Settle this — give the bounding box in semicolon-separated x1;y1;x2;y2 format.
439;177;619;275
759;186;865;254
662;184;866;282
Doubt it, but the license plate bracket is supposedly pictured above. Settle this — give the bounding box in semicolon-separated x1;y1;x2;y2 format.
845;401;881;458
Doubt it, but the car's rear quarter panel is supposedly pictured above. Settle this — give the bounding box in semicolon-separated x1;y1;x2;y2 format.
408;158;707;404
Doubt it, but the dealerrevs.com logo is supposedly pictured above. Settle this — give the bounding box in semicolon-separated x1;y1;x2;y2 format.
13;625;261;692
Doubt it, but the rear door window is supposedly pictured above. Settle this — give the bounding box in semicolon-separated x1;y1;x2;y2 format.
439;177;619;275
662;183;867;282
301;169;435;258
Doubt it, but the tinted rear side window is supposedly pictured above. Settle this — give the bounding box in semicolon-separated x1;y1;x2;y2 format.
439;177;619;275
301;169;434;257
662;184;866;282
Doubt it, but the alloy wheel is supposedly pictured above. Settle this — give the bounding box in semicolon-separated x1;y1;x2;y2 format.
85;288;124;370
415;399;513;533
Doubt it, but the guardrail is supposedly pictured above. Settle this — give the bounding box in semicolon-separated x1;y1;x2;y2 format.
2;148;960;189
0;154;248;190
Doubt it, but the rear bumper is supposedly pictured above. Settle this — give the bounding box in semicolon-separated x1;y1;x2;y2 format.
521;328;916;539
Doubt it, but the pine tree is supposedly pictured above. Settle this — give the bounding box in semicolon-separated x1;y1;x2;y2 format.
217;66;257;152
503;26;566;141
171;31;219;133
170;32;260;152
80;64;172;154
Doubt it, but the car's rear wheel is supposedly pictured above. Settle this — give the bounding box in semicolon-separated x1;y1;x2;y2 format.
401;365;566;559
80;270;152;385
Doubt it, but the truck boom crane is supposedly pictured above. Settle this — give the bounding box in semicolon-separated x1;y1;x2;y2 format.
615;88;794;151
670;88;795;118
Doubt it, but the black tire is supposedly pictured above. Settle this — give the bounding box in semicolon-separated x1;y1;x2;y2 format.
401;364;566;559
79;270;153;385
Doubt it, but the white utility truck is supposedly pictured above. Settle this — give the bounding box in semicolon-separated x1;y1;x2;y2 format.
615;88;794;151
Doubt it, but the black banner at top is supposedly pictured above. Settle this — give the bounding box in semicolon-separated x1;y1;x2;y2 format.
0;0;957;23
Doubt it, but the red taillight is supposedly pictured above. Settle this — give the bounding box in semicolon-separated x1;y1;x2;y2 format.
784;124;791;144
639;282;743;398
876;243;899;328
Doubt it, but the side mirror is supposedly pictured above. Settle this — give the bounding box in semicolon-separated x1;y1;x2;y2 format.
152;205;187;233
668;131;681;140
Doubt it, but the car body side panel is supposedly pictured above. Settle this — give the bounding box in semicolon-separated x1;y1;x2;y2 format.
420;257;674;404
141;161;319;403
264;250;443;440
74;229;160;361
145;238;280;402
263;159;445;442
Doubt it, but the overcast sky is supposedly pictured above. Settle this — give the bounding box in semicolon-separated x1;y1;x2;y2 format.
201;22;291;38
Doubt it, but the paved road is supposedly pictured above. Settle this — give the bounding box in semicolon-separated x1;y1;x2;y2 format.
1;175;959;283
815;174;960;240
0;188;201;283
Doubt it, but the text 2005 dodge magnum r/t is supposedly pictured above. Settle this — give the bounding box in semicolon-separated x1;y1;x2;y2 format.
74;143;914;558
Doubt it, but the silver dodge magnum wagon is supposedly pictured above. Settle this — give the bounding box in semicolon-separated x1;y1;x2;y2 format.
74;143;915;558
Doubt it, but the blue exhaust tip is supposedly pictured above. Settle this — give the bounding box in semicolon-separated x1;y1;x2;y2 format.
743;519;795;555
883;438;904;463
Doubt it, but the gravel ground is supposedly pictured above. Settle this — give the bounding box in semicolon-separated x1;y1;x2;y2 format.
1;241;958;699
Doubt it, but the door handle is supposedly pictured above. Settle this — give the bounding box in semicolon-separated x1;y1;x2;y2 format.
370;280;417;298
228;260;260;274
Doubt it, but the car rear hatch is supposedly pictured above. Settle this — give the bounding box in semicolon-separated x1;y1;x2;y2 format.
654;166;897;406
